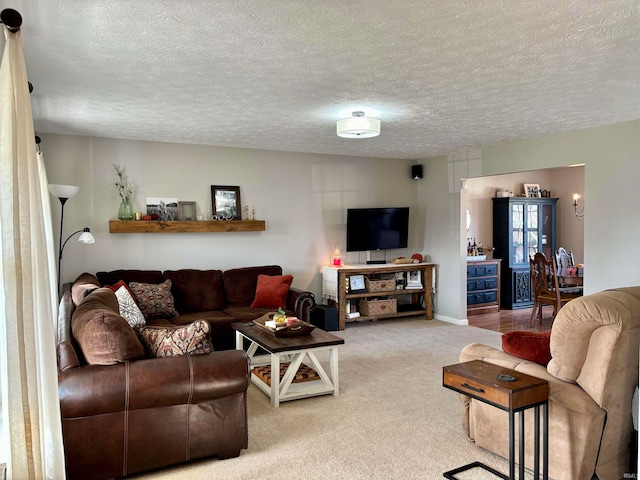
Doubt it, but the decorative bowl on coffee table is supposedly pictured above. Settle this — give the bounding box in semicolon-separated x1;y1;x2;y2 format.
254;313;315;337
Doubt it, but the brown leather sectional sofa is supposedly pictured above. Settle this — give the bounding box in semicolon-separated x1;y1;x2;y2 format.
57;265;317;479
95;265;317;351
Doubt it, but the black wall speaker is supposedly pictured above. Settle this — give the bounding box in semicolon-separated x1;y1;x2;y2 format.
310;304;338;331
411;164;423;180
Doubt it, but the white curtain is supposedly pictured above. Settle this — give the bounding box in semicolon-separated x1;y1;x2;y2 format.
0;25;66;480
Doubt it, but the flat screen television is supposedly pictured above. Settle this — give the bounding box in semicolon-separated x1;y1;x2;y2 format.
346;207;409;252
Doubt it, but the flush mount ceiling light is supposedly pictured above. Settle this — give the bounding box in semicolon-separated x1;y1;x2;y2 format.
336;111;380;138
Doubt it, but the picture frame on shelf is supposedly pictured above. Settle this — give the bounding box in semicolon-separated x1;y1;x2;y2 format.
146;197;178;221
348;274;366;294
524;184;541;198
178;201;196;221
211;185;241;220
406;270;423;288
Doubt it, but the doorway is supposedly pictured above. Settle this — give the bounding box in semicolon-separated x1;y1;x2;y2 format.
462;165;585;326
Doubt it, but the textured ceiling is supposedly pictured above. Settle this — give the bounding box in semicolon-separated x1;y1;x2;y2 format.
2;0;639;159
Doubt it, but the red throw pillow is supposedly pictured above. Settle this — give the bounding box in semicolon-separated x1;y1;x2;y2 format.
502;331;552;366
105;279;136;299
250;274;294;309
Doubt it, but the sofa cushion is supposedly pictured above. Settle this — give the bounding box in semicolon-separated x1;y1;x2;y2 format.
113;285;146;328
224;265;283;307
171;311;236;330
163;269;225;312
250;274;294;309
72;288;147;365
129;280;179;320
134;320;213;357
71;273;101;306
96;269;164;287
501;330;552;366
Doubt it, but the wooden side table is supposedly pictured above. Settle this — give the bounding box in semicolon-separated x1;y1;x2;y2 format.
442;360;549;479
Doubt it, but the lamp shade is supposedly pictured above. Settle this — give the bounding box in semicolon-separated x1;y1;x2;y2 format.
337;112;380;138
78;228;95;244
49;184;79;199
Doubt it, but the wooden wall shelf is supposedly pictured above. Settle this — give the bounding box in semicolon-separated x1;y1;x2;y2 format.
109;220;266;233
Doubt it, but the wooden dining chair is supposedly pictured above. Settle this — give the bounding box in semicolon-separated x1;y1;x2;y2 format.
555;246;575;277
529;252;582;326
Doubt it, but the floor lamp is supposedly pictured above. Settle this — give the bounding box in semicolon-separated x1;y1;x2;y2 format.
49;184;95;295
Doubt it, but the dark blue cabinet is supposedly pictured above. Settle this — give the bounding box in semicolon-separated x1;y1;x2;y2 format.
467;259;501;316
492;197;558;309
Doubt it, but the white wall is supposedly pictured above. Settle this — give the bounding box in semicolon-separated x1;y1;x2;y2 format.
43;134;420;299
464;166;585;264
43;119;639;320
482;120;640;294
420;119;639;322
550;166;585;264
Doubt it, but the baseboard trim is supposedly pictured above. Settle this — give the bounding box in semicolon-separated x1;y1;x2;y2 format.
435;314;468;326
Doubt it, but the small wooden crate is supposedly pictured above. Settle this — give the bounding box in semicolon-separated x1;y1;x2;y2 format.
359;297;397;316
365;276;396;293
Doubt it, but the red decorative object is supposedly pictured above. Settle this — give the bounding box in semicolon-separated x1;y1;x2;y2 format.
411;253;423;263
502;330;552;366
250;274;294;309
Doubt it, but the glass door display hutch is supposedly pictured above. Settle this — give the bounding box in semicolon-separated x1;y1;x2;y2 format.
492;197;558;309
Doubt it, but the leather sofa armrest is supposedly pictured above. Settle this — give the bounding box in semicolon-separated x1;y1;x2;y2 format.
287;287;317;323
58;283;74;344
59;350;250;418
58;342;81;371
58;283;87;370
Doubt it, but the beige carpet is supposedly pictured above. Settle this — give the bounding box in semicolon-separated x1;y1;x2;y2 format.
130;318;535;480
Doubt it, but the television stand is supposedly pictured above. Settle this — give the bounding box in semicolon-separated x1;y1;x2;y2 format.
321;263;435;330
366;260;387;265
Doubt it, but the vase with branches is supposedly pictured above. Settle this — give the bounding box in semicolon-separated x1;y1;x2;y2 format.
114;164;135;220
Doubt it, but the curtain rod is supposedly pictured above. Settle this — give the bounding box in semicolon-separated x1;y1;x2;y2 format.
1;8;22;32
1;8;37;148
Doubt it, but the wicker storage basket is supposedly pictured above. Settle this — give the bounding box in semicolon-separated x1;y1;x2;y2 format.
365;276;396;293
359;297;397;316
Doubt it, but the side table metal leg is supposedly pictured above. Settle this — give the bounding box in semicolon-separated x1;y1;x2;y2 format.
534;405;540;479
543;402;549;480
509;410;515;479
519;410;525;479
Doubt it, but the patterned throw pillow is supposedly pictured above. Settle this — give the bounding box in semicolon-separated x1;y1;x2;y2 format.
113;285;146;328
129;280;178;320
134;320;213;357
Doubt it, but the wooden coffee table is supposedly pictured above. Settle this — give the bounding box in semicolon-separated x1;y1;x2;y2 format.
442;360;549;479
233;322;344;407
